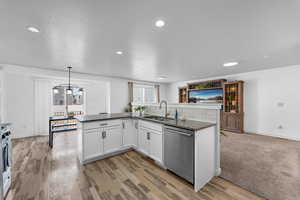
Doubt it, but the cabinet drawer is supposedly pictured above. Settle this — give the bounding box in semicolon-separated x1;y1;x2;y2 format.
83;119;122;130
85;128;101;133
139;120;163;134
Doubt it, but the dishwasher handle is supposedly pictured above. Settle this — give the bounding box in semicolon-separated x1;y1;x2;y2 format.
165;128;193;137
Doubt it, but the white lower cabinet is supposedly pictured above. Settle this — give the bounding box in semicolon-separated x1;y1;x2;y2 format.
83;128;103;160
122;119;138;148
138;122;163;164
149;130;163;163
138;127;150;155
103;126;122;153
80;119;163;165
132;119;139;147
81;120;122;163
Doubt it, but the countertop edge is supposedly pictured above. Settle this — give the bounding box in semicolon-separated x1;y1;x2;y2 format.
139;117;216;131
75;115;131;122
75;115;216;132
192;123;216;131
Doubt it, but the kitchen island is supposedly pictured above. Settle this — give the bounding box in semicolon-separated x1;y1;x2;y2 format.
75;113;219;191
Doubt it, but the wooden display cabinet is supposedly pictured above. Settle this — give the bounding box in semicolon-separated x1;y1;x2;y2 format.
187;79;226;90
178;87;188;103
221;81;244;133
178;79;227;103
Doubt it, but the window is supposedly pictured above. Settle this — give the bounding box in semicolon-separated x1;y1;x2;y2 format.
132;84;159;104
67;88;84;105
53;87;65;105
53;86;84;106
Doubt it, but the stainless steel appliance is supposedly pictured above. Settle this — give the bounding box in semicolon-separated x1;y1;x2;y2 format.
164;126;194;184
0;124;11;199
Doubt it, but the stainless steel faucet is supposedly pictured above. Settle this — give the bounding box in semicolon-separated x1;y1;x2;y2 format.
159;100;168;118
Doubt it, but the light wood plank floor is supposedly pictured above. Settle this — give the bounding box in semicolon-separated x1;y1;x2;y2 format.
7;132;264;200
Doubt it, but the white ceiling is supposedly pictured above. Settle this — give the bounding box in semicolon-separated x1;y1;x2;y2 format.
1;0;300;82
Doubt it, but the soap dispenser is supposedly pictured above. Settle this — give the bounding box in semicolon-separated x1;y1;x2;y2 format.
175;109;178;121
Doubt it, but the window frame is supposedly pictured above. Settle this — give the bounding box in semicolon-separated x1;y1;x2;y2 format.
53;86;84;106
132;83;158;104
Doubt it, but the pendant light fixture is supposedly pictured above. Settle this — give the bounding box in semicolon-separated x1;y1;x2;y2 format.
52;66;84;97
78;88;84;96
66;66;73;95
53;86;59;94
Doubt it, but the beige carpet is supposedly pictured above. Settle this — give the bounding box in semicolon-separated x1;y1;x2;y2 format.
220;132;300;200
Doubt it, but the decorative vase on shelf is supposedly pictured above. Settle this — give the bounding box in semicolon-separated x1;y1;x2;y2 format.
231;100;236;106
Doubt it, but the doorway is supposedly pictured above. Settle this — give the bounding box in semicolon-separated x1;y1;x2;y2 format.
34;78;109;136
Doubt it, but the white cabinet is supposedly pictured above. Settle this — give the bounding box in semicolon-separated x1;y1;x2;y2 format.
138;127;150;155
149;130;163;163
84;119;121;130
79;119;163;165
138;121;163;164
132;119;139;147
122;119;138;148
104;126;122;153
83;129;103;160
80;119;123;163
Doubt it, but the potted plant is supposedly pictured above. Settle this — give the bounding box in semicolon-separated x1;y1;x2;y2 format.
196;83;207;89
227;94;234;102
134;105;146;116
68;111;75;117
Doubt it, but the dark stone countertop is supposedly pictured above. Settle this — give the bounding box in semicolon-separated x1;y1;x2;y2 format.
75;113;134;122
155;119;215;131
75;113;215;132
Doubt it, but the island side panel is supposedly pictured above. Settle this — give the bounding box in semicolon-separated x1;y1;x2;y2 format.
77;121;83;163
194;126;216;192
215;109;221;175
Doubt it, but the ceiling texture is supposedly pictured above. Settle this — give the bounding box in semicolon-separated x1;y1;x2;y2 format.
1;0;300;82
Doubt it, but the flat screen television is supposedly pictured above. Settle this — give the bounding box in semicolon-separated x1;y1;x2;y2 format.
188;88;223;103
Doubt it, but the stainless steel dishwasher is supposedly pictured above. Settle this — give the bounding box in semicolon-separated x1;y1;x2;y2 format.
164;126;194;184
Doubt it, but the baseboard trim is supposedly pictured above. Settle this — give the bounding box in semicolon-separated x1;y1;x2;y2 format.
82;147;133;164
81;147;167;169
155;160;167;169
247;131;300;141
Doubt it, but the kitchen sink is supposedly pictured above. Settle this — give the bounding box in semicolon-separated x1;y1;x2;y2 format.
143;115;174;121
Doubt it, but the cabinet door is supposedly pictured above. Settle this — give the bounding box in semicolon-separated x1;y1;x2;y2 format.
84;129;103;160
149;131;163;163
222;112;244;133
104;126;123;153
132;120;138;147
138;128;149;155
123;120;137;147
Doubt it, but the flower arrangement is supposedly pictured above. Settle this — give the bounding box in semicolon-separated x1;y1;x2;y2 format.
134;105;146;116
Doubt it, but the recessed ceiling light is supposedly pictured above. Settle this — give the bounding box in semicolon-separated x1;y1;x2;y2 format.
116;51;123;55
158;76;167;80
263;55;269;58
27;26;40;33
223;62;239;67
155;20;165;28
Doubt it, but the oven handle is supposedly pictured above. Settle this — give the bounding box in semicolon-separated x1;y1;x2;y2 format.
165;129;193;137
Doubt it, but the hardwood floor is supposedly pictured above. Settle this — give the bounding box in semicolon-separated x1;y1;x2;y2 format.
7;131;264;200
